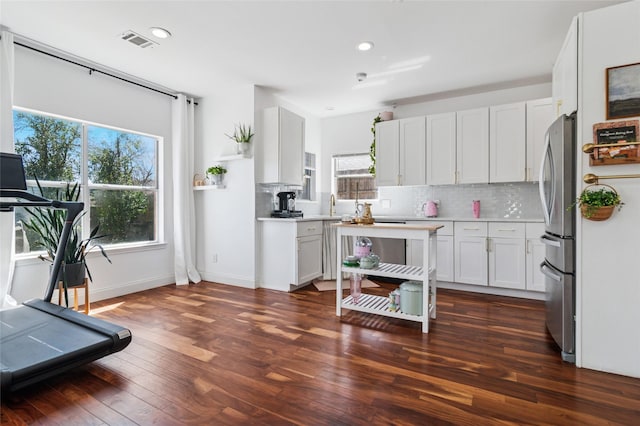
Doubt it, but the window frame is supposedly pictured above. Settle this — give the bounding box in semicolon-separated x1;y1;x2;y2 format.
331;153;378;201
13;106;163;258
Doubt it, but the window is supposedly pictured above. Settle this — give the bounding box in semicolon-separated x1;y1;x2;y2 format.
13;108;160;254
299;152;316;201
333;153;377;200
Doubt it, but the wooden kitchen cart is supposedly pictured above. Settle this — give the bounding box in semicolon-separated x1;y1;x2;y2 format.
334;222;442;333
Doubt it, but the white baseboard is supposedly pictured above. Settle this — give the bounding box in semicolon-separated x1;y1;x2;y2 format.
437;281;545;301
199;271;256;289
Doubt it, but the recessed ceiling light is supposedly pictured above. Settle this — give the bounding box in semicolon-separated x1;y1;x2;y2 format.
150;27;172;39
325;106;335;111
357;41;374;51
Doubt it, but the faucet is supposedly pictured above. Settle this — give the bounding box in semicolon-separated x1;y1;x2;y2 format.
329;193;336;216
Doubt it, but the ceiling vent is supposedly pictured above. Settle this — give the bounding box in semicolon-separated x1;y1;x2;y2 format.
120;31;157;48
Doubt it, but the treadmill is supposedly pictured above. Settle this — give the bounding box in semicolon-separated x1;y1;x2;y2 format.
0;152;132;393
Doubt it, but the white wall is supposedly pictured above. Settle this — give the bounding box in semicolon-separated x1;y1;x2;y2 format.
577;1;640;377
320;82;551;217
194;84;256;288
11;45;175;303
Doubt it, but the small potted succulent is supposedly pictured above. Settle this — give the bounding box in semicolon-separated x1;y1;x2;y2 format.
225;123;254;155
206;165;227;186
572;184;623;221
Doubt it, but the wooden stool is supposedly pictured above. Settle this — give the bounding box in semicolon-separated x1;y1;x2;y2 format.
58;278;90;314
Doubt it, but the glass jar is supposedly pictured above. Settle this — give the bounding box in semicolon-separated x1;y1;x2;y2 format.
350;273;362;304
353;237;372;259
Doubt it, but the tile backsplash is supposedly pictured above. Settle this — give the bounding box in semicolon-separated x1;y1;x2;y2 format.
380;182;543;219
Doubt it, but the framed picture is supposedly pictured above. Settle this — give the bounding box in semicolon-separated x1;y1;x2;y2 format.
606;62;640;119
591;120;640;166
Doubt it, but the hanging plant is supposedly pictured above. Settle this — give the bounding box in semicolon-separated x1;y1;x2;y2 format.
569;183;623;221
368;115;382;175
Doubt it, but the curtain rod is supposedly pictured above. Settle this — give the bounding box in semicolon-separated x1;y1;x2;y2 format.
14;41;198;105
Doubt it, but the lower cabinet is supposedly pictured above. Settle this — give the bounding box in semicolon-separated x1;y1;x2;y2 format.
260;220;322;291
454;222;488;286
488;223;526;289
525;222;545;292
407;221;454;282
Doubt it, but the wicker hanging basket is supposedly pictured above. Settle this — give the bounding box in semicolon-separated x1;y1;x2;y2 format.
578;183;620;221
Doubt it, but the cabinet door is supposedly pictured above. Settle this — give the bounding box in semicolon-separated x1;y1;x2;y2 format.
456;108;489;184
489;102;526;183
399;117;426;186
552;16;578;117
488;238;526;289
297;235;322;285
526;98;554;182
526;237;545;292
279;108;305;186
375;120;400;186
426;112;456;185
454;236;488;286
407;236;454;282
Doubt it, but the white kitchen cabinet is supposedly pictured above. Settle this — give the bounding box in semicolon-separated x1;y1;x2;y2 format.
454;222;488;286
552;16;578;118
488;222;526;290
260;106;305;185
526;98;554;182
375;117;426;186
374;120;400;186
426;112;456;185
260;220;322;291
456;108;489;184
407;221;454;282
525;223;545;292
489;102;526;183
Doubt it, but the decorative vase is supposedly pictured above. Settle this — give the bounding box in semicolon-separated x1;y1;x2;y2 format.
208;174;224;186
580;204;614;221
236;142;250;155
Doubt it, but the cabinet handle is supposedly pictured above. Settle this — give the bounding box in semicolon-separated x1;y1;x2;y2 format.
497;228;516;232
307;227;316;232
526;240;531;254
486;237;491;252
463;227;480;231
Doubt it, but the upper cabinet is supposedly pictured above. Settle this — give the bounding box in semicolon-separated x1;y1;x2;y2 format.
376;117;426;186
260;106;305;185
489;102;526;183
552;16;578;118
426;112;456;185
526;98;554;182
457;108;490;184
374;120;400;186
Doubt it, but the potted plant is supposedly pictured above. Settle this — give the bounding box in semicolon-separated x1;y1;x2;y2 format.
22;180;111;306
225;123;254;155
572;183;623;221
368;115;383;175
206;165;227;186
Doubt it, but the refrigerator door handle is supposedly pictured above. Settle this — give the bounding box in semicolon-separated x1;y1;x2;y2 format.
539;131;553;226
540;262;562;282
540;234;561;247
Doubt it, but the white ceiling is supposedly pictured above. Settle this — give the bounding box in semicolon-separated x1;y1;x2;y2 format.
0;0;625;117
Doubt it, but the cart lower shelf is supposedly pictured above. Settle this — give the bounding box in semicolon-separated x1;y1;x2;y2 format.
341;293;435;323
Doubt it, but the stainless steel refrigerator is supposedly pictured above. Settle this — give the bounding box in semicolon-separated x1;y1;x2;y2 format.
538;112;576;363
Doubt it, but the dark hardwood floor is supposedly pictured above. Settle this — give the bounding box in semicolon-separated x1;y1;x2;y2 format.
2;281;640;425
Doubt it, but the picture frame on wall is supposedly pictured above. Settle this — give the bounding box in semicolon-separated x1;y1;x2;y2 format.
606;62;640;120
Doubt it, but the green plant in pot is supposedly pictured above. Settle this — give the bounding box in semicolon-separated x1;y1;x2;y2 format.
571;183;623;221
206;165;227;185
22;180;111;306
225;123;254;154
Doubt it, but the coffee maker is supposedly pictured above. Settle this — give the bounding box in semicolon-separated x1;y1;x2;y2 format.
271;191;303;218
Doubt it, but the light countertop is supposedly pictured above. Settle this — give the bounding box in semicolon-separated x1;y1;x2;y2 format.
257;215;543;223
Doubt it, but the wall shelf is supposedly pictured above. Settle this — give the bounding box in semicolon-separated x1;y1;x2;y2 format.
193;184;226;191
213;153;250;162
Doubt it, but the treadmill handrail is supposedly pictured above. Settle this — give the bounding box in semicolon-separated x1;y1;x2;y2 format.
0;189;84;302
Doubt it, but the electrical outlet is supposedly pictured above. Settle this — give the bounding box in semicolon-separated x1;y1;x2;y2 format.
212;254;218;263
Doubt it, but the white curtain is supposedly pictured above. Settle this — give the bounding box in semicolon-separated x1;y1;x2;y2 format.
171;94;201;285
0;31;17;307
322;221;352;280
